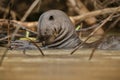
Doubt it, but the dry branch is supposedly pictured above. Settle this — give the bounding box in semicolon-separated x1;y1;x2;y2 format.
68;0;96;25
68;0;104;35
0;6;17;19
70;7;119;55
21;0;40;21
89;16;120;60
71;6;120;21
0;19;37;33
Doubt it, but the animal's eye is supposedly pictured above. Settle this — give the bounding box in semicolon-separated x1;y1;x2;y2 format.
49;15;54;20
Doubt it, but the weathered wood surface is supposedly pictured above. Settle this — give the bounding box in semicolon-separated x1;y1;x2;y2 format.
0;48;120;80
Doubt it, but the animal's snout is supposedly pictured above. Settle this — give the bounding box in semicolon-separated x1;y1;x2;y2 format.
38;35;48;42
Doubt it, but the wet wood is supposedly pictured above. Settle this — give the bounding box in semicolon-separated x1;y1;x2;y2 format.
0;48;120;80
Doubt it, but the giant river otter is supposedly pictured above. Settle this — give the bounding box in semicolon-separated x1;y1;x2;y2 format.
38;10;81;48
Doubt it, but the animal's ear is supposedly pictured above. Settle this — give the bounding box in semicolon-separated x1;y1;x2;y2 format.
49;15;54;20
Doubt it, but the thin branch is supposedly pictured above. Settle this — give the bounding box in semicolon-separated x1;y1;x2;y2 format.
71;6;120;21
0;19;38;34
21;0;40;21
0;0;43;66
0;1;13;66
0;34;21;41
76;23;100;32
70;13;115;55
89;16;120;60
26;38;45;56
0;6;17;20
12;21;37;34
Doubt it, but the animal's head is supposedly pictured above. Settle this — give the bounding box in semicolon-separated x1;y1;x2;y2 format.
37;10;80;48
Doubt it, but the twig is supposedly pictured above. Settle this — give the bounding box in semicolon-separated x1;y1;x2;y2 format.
0;0;43;66
21;0;40;21
68;0;104;34
0;6;16;20
26;38;45;56
89;16;120;60
70;12;115;55
0;1;13;66
0;47;9;66
7;2;12;45
71;6;120;21
4;0;40;43
12;21;37;34
0;34;22;41
20;0;44;56
0;19;38;34
76;22;100;32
